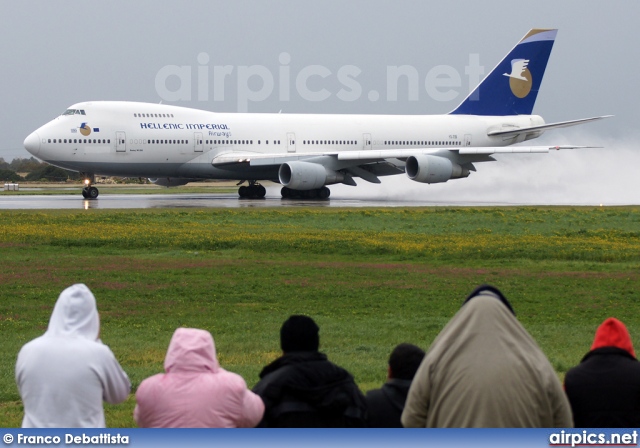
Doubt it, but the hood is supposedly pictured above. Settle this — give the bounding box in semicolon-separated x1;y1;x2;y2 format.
590;317;635;358
463;284;515;315
424;285;543;369
45;283;100;340
164;327;220;373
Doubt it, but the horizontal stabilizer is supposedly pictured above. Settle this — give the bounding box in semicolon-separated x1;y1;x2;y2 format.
458;145;598;155
487;115;613;138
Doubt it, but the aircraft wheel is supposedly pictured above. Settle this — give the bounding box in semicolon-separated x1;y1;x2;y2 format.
257;185;266;198
319;186;330;199
82;188;89;199
281;187;290;199
88;186;99;199
238;186;248;198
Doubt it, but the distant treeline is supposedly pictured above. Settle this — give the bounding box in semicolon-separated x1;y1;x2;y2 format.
0;157;81;182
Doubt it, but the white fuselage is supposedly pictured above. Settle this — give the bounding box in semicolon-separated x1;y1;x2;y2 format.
24;101;544;181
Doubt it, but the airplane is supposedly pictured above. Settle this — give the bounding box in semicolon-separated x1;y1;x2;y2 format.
23;28;610;200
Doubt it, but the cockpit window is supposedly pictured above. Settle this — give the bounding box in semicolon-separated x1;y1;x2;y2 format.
62;109;86;115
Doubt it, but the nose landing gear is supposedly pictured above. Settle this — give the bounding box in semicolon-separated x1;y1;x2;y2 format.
81;174;99;199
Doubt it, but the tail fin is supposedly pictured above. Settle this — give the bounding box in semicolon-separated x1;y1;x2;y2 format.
450;29;557;116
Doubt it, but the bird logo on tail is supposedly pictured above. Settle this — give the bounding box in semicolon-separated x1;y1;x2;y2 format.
504;59;533;98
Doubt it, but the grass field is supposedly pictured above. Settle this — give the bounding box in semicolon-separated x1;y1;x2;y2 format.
1;206;639;427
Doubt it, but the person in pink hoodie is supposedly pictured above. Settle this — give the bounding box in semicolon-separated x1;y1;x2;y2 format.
134;327;264;427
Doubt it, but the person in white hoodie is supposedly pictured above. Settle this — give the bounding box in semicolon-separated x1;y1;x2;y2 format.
15;283;131;427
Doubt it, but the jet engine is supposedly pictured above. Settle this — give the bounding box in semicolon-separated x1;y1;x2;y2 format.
278;161;345;190
405;155;469;184
148;177;192;187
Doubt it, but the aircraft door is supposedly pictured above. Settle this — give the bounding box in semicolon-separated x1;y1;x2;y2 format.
116;131;126;152
194;132;203;152
363;133;372;150
287;133;296;153
464;134;472;146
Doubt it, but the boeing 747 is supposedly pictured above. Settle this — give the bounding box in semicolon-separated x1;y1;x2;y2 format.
23;29;609;199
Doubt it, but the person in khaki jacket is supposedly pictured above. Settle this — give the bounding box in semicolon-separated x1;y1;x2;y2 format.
402;285;573;428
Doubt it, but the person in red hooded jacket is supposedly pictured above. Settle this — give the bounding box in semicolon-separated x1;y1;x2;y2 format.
564;317;640;427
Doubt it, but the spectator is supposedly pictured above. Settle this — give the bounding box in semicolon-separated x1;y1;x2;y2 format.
252;315;368;427
134;327;264;427
15;284;130;427
402;285;573;427
564;317;640;427
366;343;425;427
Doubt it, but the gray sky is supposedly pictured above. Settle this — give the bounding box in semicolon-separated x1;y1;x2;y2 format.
2;1;638;204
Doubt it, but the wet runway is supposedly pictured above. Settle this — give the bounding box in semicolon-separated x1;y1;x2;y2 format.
3;185;629;209
3;192;629;209
0;192;460;210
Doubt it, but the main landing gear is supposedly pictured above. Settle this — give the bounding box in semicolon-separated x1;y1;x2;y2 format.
281;186;330;200
81;175;99;199
237;181;266;199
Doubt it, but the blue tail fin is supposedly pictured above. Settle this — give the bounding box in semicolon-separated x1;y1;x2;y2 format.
450;29;557;116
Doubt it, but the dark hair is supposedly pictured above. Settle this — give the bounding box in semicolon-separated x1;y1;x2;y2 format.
280;315;320;352
388;343;425;380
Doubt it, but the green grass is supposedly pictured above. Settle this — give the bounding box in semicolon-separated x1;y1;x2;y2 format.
1;206;639;427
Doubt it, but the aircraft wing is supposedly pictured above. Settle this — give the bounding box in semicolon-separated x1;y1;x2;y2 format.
335;145;598;160
487;115;612;138
212;145;596;166
212;151;332;166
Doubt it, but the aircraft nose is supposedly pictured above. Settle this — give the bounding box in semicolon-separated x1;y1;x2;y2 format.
24;131;41;156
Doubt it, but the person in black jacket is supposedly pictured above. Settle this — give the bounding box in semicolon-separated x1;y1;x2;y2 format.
564;317;640;427
365;343;425;427
252;315;368;427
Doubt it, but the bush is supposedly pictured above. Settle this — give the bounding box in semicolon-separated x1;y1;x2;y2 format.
24;165;80;182
0;169;22;182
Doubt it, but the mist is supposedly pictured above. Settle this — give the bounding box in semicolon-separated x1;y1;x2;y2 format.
327;130;639;206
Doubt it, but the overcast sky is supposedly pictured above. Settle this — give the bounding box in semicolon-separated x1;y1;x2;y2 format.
2;1;638;204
